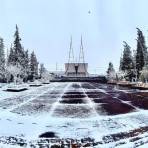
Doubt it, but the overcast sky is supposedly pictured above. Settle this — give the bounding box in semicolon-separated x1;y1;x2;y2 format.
0;0;148;74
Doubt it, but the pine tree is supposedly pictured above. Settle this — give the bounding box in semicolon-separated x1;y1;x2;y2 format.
7;45;15;65
23;49;29;81
107;62;116;80
7;25;27;82
137;28;148;65
0;37;5;82
121;41;134;71
136;28;147;78
7;25;25;68
107;62;115;74
30;51;38;80
6;25;42;82
119;56;123;71
120;42;135;81
13;25;25;67
132;50;137;70
39;63;46;79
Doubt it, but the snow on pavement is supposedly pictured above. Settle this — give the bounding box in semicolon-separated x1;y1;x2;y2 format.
0;82;148;147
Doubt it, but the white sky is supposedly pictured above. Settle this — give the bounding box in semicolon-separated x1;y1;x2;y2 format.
0;0;148;74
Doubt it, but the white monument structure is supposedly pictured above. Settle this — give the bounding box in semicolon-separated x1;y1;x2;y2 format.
65;37;88;77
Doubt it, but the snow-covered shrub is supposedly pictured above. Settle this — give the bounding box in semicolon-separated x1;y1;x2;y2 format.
116;71;126;81
107;71;117;81
140;66;148;83
41;71;53;82
7;64;23;84
107;62;116;81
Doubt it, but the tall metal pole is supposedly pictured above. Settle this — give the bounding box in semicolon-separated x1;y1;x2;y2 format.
79;35;85;63
78;35;87;76
65;36;74;75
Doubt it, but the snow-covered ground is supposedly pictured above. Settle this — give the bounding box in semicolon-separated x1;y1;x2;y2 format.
0;82;148;147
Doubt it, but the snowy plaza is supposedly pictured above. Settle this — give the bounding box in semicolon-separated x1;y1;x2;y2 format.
0;82;148;147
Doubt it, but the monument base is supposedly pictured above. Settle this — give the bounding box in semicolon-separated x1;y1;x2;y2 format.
51;76;107;83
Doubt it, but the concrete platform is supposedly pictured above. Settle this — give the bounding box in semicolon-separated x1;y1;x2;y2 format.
50;76;107;83
6;88;28;92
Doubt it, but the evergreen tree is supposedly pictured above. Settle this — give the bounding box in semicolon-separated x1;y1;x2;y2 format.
13;25;25;67
121;41;134;71
107;62;115;74
30;51;38;80
136;28;147;78
0;37;5;82
119;56;123;71
6;25;31;83
6;25;41;82
39;63;46;79
23;49;29;81
132;50;137;69
7;25;25;68
7;45;15;65
107;62;116;80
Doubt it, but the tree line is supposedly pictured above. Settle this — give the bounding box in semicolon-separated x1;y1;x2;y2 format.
107;28;148;82
0;25;47;83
